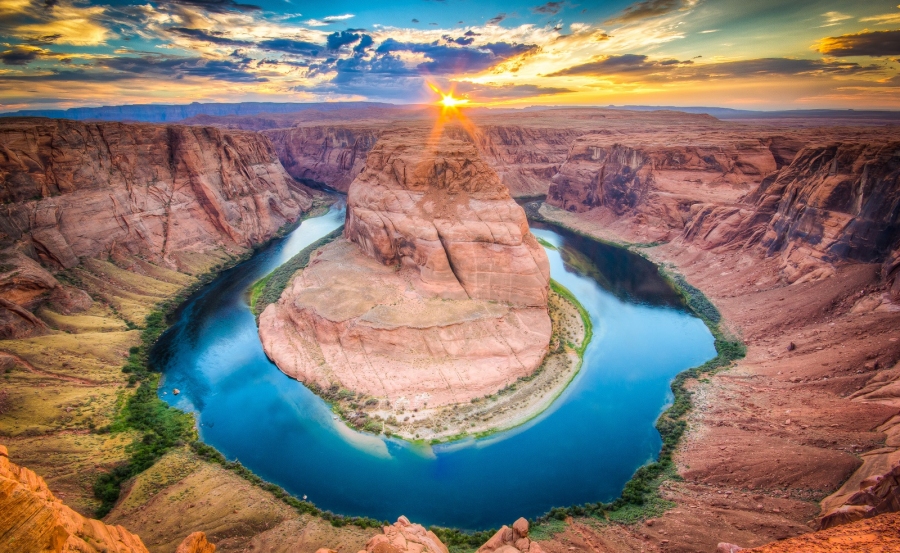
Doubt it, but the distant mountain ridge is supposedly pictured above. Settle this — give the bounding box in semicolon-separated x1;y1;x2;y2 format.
0;101;394;123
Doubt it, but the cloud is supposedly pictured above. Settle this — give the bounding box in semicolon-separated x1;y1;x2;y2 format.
155;0;261;13
326;30;361;50
323;14;354;22
819;11;852;27
305;14;355;27
376;38;536;74
487;13;506;26
533;2;564;15
0;47;40;65
546;53;690;76
256;38;323;57
353;34;374;53
97;54;265;82
454;81;573;99
860;12;900;26
605;0;687;24
169;27;253;47
818;30;900;57
547;54;877;80
444;35;475;45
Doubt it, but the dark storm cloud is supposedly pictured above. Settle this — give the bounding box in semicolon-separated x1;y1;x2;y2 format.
376;39;535;74
98;54;264;82
549;54;878;80
605;0;685;24
818;30;900;57
326;31;361;50
154;0;261;13
0;47;40;66
533;2;564;15
169;27;253;47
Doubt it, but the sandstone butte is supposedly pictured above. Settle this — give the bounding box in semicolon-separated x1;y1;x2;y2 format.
0;445;214;553
0;118;315;339
259;128;552;408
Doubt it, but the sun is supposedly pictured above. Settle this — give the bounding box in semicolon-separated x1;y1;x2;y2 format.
429;83;469;112
439;93;469;109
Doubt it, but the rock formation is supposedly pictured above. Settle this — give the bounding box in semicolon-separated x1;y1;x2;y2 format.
0;118;315;337
0;444;149;552
259;129;551;407
362;517;448;553
683;141;900;283
265;125;382;192
817;461;900;529
476;517;543;553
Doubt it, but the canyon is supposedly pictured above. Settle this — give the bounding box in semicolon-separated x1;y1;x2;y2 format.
1;107;899;552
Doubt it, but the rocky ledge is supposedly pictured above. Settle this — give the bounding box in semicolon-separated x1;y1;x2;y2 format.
259;129;551;411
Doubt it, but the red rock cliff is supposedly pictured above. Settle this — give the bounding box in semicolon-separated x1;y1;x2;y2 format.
0;118;313;269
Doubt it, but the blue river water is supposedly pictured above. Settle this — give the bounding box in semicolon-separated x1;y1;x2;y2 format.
153;202;716;530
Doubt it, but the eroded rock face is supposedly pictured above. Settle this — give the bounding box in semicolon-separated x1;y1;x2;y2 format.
0;444;150;552
684;142;900;283
547;138;778;216
817;461;900;530
259;130;551;407
0;118;313;271
265;125;381;192
362;516;449;553
345;129;550;307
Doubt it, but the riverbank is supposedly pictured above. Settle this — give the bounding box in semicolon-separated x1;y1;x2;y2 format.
369;282;589;442
524;202;900;553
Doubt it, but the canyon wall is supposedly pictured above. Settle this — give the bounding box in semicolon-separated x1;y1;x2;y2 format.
265;125;381;192
259;129;551;408
0;118;315;337
545;136;900;286
265;123;581;197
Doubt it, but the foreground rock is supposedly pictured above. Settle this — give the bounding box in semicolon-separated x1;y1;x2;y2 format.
362;516;448;553
477;517;543;553
0;444;149;552
260;129;551;409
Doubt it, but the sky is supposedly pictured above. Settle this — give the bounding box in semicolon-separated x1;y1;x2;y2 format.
1;0;900;111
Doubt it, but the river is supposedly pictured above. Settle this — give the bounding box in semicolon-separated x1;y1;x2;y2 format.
153;201;715;530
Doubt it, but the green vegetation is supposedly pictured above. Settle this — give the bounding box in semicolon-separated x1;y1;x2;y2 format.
535;236;558;250
251;225;344;315
549;280;592;356
430;527;498;553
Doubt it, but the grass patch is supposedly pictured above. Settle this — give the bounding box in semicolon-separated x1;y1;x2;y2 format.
251;225;344;316
430;527;498;553
535;236;558;250
549;280;592;356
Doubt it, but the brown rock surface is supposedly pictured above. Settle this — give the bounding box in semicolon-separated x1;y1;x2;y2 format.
265;125;381;192
477;518;543;553
176;531;216;553
260;130;551;407
363;516;448;553
0;443;149;552
0;118;314;271
743;511;900;552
